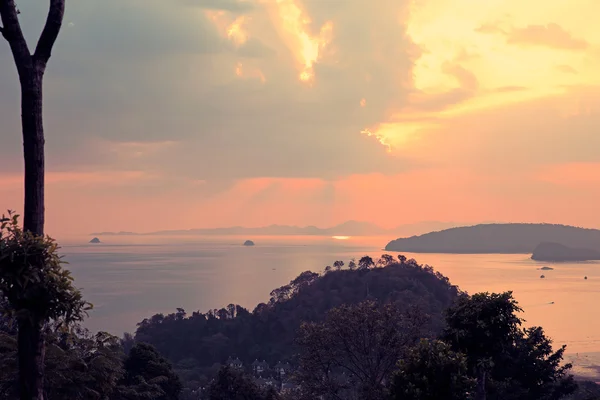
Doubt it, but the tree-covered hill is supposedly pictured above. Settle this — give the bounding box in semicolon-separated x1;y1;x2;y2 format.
133;256;461;386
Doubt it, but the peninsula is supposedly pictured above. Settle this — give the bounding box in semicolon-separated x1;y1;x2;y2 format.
531;242;600;262
385;223;600;255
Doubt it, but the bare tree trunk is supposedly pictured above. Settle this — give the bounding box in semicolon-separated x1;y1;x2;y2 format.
17;318;45;400
21;68;45;236
1;1;65;399
17;67;46;400
475;367;486;400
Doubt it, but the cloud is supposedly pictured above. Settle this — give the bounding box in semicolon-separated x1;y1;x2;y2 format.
555;64;578;74
404;86;600;173
235;37;277;58
3;0;600;235
492;86;528;93
475;23;505;35
180;0;256;13
507;23;588;50
477;21;588;50
1;0;417;182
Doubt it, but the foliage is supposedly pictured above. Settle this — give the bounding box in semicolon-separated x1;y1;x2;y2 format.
134;256;460;388
442;291;523;367
0;211;90;325
0;320;185;400
206;366;280;400
296;300;426;400
120;343;182;400
443;291;577;400
390;339;474;400
0;324;124;399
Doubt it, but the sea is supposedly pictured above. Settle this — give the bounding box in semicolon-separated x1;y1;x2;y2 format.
58;234;600;380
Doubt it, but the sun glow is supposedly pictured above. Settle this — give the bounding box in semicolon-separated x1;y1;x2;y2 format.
205;11;249;48
269;0;333;83
227;16;248;46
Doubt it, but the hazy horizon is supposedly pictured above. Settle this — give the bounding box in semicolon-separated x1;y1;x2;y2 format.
88;219;600;237
2;1;600;236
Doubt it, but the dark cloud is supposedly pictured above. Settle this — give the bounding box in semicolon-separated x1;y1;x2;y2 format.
0;0;416;182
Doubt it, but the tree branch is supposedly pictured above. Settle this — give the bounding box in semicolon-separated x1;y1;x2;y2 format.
0;0;31;67
33;0;65;67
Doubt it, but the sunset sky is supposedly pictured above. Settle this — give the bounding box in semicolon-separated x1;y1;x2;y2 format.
1;0;600;235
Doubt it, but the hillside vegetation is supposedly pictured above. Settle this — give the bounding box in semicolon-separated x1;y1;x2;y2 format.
134;256;461;388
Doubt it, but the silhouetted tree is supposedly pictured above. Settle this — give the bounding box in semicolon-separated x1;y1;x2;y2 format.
377;254;395;267
442;292;522;400
296;300;426;400
390;339;474;400
0;0;64;237
348;258;357;270
358;256;374;270
2;1;69;398
121;333;136;355
206;366;277;400
0;324;125;400
442;292;576;400
121;343;182;400
0;214;89;400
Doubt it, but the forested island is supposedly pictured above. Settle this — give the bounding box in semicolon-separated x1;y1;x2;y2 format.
385;223;600;256
532;242;600;262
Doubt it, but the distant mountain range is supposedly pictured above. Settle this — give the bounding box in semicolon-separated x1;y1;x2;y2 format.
90;220;465;238
385;223;600;259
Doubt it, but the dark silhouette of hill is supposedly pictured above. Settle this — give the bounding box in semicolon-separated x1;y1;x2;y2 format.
531;242;600;262
385;223;600;254
133;257;460;385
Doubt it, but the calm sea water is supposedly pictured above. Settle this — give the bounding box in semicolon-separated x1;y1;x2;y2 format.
58;234;600;378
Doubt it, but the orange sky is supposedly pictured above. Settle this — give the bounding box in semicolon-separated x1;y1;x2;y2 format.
1;0;600;235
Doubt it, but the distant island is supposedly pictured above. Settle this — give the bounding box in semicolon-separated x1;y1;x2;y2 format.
385;223;600;254
89;237;101;244
531;242;600;262
243;240;255;246
90;220;464;238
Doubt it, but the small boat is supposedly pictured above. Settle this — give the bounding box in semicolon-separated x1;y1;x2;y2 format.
540;275;545;279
